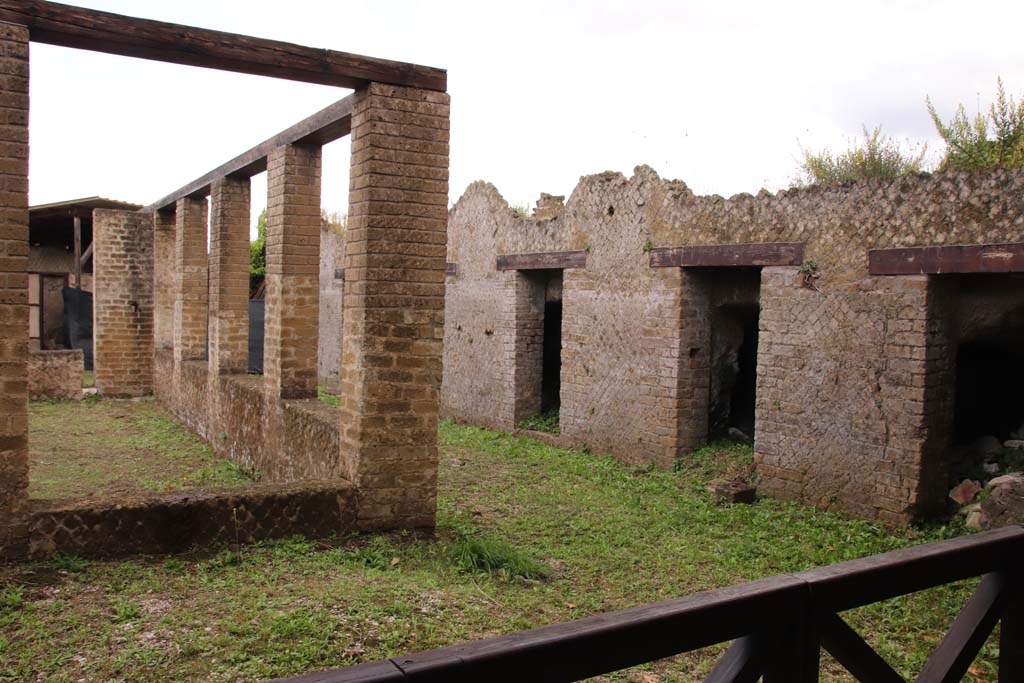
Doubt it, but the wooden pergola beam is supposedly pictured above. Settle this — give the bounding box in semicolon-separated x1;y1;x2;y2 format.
868;243;1024;275
143;94;353;213
0;0;447;91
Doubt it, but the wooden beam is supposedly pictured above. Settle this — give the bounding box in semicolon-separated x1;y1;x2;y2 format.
704;635;766;683
819;612;904;683
72;215;81;288
495;250;586;271
144;94;353;212
868;242;1024;275
914;573;1007;683
649;243;805;268
0;0;446;91
80;241;92;266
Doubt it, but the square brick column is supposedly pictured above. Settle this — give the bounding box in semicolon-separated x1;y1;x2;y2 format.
208;177;251;376
0;23;28;558
152;209;176;350
173;197;208;363
263;143;321;399
511;271;545;423
93;210;154;397
676;269;711;452
340;83;450;529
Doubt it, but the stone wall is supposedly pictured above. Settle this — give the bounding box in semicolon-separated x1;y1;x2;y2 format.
443;166;1024;522
93;209;154;397
28;349;82;400
29;480;356;558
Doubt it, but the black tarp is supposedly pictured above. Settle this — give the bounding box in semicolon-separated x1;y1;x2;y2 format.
248;299;264;374
62;287;93;370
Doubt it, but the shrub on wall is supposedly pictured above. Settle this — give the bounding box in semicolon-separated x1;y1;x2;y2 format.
928;78;1024;170
796;125;929;187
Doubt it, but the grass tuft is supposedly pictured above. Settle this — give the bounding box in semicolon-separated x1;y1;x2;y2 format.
452;535;551;580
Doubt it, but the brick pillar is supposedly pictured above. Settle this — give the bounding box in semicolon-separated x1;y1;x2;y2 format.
512;271;545;423
263;143;321;399
208;177;251;376
0;23;28;558
93;210;154;397
152;210;176;350
676;269;711;451
341;83;450;529
173;197;208;363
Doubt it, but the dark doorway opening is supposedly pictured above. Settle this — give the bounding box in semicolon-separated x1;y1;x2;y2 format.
710;301;759;439
542;297;562;413
953;339;1024;445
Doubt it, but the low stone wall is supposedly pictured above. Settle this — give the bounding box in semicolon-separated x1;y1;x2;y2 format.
29;480;356;558
155;349;347;482
28;349;82;401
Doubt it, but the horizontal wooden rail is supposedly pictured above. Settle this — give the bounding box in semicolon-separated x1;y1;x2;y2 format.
496;251;587;271
144;95;353;213
0;0;446;91
270;526;1024;683
649;242;805;268
868;242;1024;275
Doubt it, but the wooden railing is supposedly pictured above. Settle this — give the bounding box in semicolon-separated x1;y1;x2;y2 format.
270;525;1024;683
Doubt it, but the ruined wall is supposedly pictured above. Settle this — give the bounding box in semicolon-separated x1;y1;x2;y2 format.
28;349;82;400
29;479;356;558
318;222;345;390
444;166;1024;521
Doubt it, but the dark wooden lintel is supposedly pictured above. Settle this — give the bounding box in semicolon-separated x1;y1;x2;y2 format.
445;262;458;276
649;242;805;268
496;250;586;271
0;0;446;91
144;94;353;212
868;242;1024;275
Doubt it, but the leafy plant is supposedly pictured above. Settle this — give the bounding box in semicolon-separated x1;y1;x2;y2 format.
516;409;560;434
249;208;267;296
928;77;1024;170
642;239;654;254
797;125;928;186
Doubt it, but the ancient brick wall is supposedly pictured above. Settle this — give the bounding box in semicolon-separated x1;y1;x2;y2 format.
28;349;83;401
93;209;154;397
0;23;29;558
444;165;1024;521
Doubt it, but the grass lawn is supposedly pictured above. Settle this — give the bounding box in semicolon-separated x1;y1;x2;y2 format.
28;397;253;500
1;421;992;683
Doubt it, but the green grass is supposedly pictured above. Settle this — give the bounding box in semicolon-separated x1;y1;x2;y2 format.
82;370;93;389
0;420;990;682
29;398;254;499
317;386;341;407
515;409;560;434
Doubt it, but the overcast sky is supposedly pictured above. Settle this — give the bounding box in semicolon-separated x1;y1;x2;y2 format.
28;0;1024;226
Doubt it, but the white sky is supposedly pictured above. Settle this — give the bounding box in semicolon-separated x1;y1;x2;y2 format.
27;0;1024;228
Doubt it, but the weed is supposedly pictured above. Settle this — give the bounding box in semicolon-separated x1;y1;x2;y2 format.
516;409;560;434
452;535;550;580
642;239;653;254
